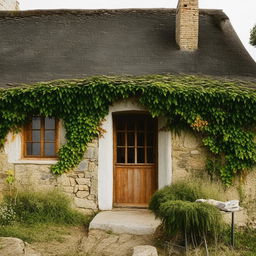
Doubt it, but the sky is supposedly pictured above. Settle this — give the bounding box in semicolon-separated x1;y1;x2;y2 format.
19;0;256;61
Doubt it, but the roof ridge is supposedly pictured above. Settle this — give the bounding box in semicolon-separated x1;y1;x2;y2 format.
0;8;226;18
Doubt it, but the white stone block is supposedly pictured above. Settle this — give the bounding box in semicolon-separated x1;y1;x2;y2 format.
133;245;158;256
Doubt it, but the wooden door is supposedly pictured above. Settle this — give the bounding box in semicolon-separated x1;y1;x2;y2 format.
113;113;158;207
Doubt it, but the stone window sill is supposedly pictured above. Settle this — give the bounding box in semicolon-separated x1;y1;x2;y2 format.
11;159;58;165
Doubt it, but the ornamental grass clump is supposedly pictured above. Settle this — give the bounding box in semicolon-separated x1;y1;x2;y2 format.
149;180;221;217
149;181;224;247
159;200;223;245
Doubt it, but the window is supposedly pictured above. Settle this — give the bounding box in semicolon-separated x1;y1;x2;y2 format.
115;114;157;164
23;117;59;158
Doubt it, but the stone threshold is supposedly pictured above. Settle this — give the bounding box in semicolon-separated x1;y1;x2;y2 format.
89;208;161;235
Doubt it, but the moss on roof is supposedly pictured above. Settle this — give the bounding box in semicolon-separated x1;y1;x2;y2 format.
1;75;256;93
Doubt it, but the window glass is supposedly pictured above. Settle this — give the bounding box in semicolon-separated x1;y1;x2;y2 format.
45;130;55;142
24;117;58;158
137;148;145;163
45;117;55;129
26;142;40;156
117;133;125;146
32;117;41;129
127;148;135;163
147;148;154;163
127;133;134;146
117;148;125;163
32;130;40;142
44;143;55;156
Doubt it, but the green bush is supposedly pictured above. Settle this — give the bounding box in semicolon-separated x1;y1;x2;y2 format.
149;181;224;246
159;200;223;243
1;190;90;226
149;181;221;217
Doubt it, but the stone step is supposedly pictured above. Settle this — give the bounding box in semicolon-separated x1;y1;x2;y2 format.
89;209;161;235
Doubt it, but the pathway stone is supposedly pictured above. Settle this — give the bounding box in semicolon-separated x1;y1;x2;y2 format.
0;237;41;256
133;245;158;256
80;229;154;256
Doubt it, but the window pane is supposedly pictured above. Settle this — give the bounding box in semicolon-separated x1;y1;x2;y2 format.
32;117;41;129
137;148;145;163
117;148;125;163
44;143;55;156
117;133;125;146
127;148;135;163
147;133;154;146
147;148;154;163
45;117;55;129
127;132;134;146
32;130;40;142
127;120;135;130
116;119;125;130
45;130;55;142
26;142;40;156
137;132;144;146
137;120;144;130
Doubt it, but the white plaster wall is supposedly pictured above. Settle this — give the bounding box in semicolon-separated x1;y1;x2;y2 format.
4;120;66;164
158;117;172;189
98;100;172;210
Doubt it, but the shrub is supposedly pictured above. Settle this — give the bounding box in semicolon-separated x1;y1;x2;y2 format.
1;189;90;226
149;181;221;217
159;200;223;244
149;181;224;247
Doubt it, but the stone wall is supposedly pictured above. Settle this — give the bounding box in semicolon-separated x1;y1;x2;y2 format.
1;126;256;223
176;0;199;51
172;130;207;182
172;130;256;226
0;0;19;10
0;139;98;214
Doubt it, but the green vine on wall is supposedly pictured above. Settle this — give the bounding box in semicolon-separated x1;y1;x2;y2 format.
0;75;256;186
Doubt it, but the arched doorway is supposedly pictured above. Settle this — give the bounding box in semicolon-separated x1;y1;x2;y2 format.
98;100;172;210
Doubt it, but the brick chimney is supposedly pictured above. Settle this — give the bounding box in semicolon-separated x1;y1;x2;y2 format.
176;0;199;51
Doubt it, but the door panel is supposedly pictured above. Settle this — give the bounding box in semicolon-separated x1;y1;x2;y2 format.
113;114;157;207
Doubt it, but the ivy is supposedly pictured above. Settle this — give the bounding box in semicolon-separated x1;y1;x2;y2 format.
0;75;256;186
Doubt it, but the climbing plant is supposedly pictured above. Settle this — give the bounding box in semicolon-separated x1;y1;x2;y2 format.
0;75;256;186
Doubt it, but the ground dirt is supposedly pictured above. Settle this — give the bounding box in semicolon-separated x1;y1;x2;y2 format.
28;227;162;256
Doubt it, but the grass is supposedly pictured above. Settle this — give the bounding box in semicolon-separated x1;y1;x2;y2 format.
0;223;72;243
1;189;91;225
156;226;256;256
226;227;256;256
0;189;92;243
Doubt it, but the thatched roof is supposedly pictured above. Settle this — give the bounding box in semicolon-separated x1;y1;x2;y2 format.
0;9;255;88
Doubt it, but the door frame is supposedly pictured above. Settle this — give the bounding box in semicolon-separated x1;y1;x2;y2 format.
98;100;172;210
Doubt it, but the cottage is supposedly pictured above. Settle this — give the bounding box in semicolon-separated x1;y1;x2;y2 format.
0;0;256;215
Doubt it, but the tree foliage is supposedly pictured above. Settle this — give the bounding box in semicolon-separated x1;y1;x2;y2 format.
0;75;256;185
250;25;256;46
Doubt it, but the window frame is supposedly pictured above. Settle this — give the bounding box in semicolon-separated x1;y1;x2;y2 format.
22;117;59;159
